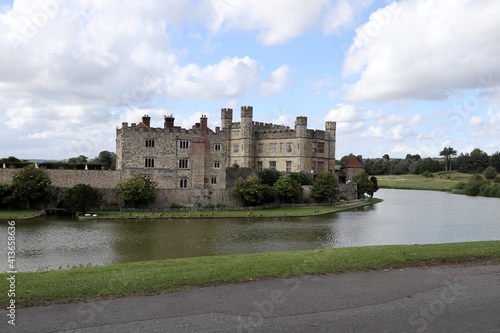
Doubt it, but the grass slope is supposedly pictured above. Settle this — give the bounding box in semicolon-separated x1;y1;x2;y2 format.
376;172;471;191
1;241;499;307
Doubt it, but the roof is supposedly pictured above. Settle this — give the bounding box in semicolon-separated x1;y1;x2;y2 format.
344;155;364;169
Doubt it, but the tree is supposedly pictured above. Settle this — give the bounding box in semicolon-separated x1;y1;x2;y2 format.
0;184;13;209
94;150;117;170
64;184;103;214
258;168;281;186
439;146;457;171
67;155;88;164
483;166;498;180
353;172;378;198
10;164;52;208
231;176;265;206
310;172;339;204
273;175;301;203
116;173;158;208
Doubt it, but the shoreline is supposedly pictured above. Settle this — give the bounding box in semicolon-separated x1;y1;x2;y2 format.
78;198;381;220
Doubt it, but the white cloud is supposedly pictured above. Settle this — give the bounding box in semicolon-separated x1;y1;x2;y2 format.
343;0;500;102
208;0;328;45
323;0;374;33
469;115;484;127
258;65;290;96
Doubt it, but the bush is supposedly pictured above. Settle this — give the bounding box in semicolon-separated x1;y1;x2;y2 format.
170;203;185;209
422;171;434;178
483;166;498;180
464;174;485;196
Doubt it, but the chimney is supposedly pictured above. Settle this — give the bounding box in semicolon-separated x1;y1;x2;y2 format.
164;115;175;129
200;114;208;133
142;115;150;127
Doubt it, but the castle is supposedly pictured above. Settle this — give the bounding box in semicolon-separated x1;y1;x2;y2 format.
116;106;337;205
1;106;361;209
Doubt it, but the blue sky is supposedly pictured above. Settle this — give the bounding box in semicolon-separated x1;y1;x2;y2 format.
1;0;499;160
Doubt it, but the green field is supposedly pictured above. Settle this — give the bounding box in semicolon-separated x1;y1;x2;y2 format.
376;172;471;191
1;241;498;307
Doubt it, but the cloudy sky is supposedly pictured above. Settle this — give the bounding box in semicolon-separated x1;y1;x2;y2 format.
1;0;499;160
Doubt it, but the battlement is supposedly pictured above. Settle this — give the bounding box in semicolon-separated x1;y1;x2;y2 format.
326;121;336;131
241;106;253;118
295;116;307;127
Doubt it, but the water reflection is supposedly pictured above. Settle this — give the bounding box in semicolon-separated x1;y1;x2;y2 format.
1;189;499;272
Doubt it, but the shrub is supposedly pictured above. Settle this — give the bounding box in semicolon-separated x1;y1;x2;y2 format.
483;166;498;180
422;171;434;178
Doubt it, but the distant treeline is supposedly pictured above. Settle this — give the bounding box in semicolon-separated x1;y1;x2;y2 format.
340;148;500;175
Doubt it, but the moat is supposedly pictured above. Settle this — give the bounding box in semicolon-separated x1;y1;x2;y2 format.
1;189;500;272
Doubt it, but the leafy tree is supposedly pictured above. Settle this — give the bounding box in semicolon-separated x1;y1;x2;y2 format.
64;184;103;214
439;146;457;171
67;155;88;164
258;168;281;186
464;174;486;196
231;176;265;206
382;154;390;161
310;172;339;204
353;172;378;198
273;175;301;203
11;164;52;208
483;166;498;180
94;150;116;170
0;184;13;208
289;171;312;185
0;156;21;163
116;173;158;208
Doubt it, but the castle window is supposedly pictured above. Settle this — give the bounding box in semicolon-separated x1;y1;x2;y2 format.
214;161;221;169
286;161;292;173
233;144;239;153
269;143;277;154
317;161;325;172
269;161;276;169
179;140;189;149
179;178;188;189
144;158;155;168
257;161;263;171
286;142;292;153
178;159;189;169
211;176;217;184
257;144;264;153
317;142;325;154
312;142;317;153
214;143;221;151
146;139;155;148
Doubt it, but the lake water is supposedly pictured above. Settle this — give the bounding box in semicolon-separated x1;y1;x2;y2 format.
1;189;499;272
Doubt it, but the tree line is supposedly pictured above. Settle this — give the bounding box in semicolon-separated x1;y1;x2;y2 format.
0;150;117;170
343;148;500;176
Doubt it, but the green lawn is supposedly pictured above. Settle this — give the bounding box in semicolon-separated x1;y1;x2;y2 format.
376;172;471;191
0;210;44;219
1;241;498;307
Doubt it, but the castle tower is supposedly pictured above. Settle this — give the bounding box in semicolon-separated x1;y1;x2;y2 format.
325;121;337;173
294;116;309;172
240;106;254;168
221;108;233;131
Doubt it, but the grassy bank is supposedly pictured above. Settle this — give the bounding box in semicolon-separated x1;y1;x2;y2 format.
86;199;381;219
0;199;381;221
1;241;499;307
376;172;471;191
0;210;44;220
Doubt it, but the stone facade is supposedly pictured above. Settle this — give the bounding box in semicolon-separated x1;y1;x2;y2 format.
116;106;337;192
